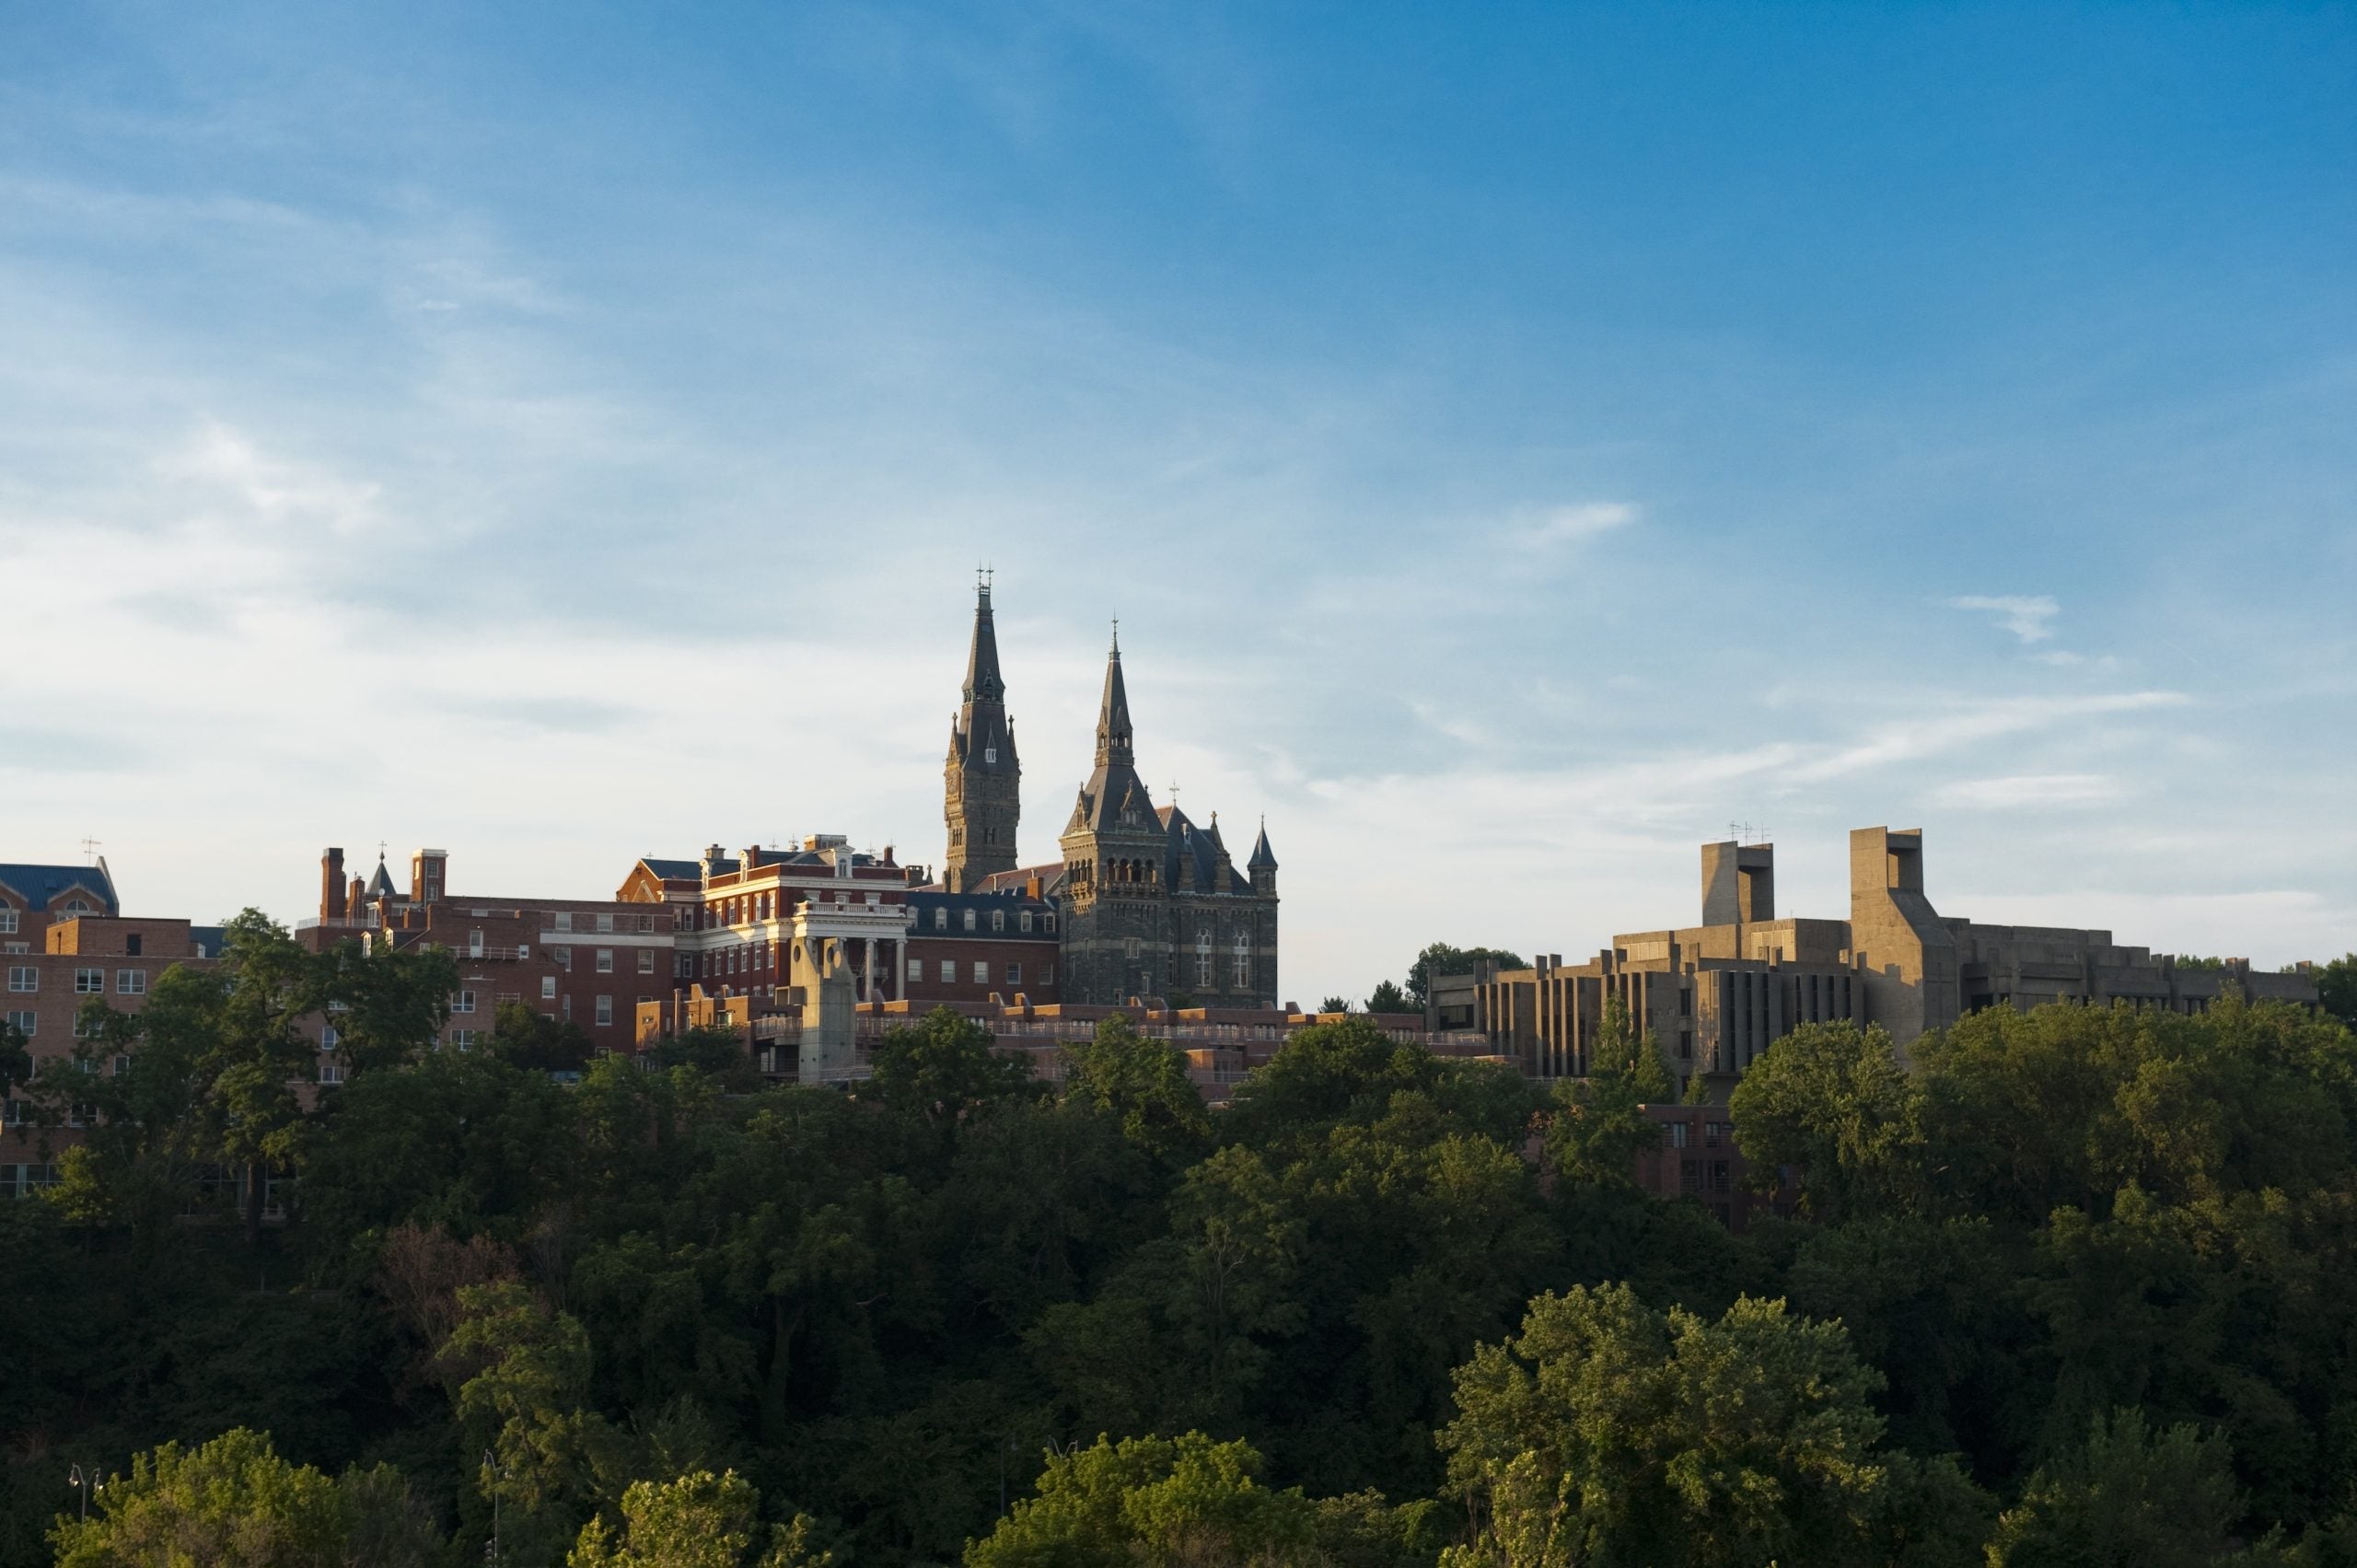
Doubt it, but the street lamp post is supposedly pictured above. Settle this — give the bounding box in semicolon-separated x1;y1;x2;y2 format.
67;1465;92;1523
482;1449;501;1565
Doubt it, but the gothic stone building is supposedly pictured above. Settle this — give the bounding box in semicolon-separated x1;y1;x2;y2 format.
940;583;1279;1008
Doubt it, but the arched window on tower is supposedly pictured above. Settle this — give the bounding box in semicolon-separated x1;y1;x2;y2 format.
1232;934;1251;989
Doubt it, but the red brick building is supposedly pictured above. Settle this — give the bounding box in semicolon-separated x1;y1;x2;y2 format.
305;845;674;1056
3;857;228;1197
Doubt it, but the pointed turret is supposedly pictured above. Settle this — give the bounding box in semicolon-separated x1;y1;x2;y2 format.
1096;623;1134;767
945;576;1022;890
1248;818;1278;897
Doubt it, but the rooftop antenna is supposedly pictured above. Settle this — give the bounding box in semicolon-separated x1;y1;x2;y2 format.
1168;778;1180;808
79;837;101;863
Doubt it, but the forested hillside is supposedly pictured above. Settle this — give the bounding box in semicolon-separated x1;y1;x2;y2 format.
7;915;2357;1565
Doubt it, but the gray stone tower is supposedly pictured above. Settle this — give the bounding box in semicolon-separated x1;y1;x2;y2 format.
1058;628;1174;1003
944;578;1021;893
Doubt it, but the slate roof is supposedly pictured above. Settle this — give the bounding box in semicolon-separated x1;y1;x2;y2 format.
0;861;120;916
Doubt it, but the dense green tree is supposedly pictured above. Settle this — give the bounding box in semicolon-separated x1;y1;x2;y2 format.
1728;1021;1922;1220
1438;1283;1989;1568
1986;1409;2260;1568
47;1428;439;1568
493;997;596;1072
2318;956;2357;1030
1062;1014;1211;1165
965;1432;1316;1568
573;1468;836;1568
1404;946;1527;1009
1367;980;1412;1015
865;1006;1038;1144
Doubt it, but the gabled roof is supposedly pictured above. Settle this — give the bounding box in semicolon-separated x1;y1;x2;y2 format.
0;861;121;916
637;857;705;880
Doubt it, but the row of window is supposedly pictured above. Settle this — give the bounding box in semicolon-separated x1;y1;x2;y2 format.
906;959;1047;986
546;911;657;934
6;967;149;994
927;907;1053;935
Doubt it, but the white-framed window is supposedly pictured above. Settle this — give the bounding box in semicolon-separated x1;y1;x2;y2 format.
596;948;614;973
112;1054;130;1076
1020;911;1033;933
2;944;24;955
541;975;558;1000
450;1028;480;1050
1044;914;1056;933
991;910;1004;933
934;909;947;931
1196;935;1213;987
597;912;615;934
552;911;574;933
963;910;977;933
1233;935;1251;988
562;995;573;1021
638;949;656;974
75;969;104;994
319;1061;344;1086
7;969;34;993
4;1010;33;1036
0;907;17;933
469;929;485;958
453;990;476;1014
984;745;996;763
972;961;989;984
321;1025;340;1050
595;995;613;1027
553;947;572;970
906;957;923;981
1125;937;1141;960
1043;965;1054;986
1006;963;1022;985
62;900;91;915
639;912;656;933
116;969;145;995
939;959;956;982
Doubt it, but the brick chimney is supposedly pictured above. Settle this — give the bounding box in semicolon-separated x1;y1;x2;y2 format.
321;847;346;921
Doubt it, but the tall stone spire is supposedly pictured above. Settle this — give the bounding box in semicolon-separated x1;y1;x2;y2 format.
945;575;1020;891
1096;621;1134;767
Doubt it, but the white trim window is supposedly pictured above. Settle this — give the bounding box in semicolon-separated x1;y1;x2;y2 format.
595;995;613;1027
116;969;145;995
934;909;948;931
972;961;988;984
319;1061;345;1086
320;1025;340;1051
452;990;476;1014
1005;963;1022;986
597;948;615;973
939;959;956;983
0;907;17;934
963;910;977;933
7;967;36;993
991;910;1004;933
4;1010;33;1037
906;957;923;981
1232;935;1251;988
638;949;656;974
75;969;104;994
1197;934;1213;987
541;975;558;1000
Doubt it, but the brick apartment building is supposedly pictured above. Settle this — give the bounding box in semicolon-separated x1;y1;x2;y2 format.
304;845;673;1055
2;860;226;1197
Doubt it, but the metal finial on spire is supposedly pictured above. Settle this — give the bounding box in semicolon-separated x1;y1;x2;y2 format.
1110;615;1120;655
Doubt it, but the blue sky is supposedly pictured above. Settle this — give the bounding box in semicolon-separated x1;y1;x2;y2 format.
3;2;2351;1002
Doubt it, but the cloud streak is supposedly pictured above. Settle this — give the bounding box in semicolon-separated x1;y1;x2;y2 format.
1950;594;2060;644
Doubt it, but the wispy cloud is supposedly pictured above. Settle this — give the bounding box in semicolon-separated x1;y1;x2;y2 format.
1950;594;2060;643
1934;773;2122;808
1512;502;1638;548
1786;691;2187;783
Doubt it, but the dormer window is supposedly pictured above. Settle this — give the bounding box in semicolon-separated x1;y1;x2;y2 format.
984;746;997;763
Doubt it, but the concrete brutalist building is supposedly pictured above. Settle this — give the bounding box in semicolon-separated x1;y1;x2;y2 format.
1445;827;2320;1089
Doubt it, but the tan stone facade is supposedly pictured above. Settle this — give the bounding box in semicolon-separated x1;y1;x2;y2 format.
1453;827;2322;1089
